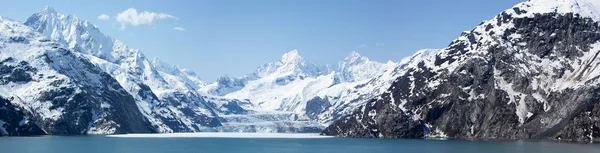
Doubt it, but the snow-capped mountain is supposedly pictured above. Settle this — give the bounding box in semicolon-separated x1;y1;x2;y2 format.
324;0;600;142
200;50;329;96
200;49;437;130
23;7;221;133
222;50;334;112
0;16;154;135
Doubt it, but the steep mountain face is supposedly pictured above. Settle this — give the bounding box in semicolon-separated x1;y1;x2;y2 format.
0;16;155;135
315;49;437;124
24;7;221;133
324;0;600;142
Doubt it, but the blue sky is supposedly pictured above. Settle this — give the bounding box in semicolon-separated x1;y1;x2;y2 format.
0;0;523;81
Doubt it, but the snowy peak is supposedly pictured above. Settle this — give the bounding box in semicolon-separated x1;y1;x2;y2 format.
337;51;394;82
341;51;370;65
255;50;327;78
41;6;57;14
281;49;303;63
26;6;97;35
24;7;126;63
341;51;369;65
509;0;600;21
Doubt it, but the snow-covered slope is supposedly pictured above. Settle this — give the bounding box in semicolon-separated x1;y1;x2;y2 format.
0;16;155;135
24;7;221;133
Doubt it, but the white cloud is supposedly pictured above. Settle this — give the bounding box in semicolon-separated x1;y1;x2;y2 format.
116;8;177;29
98;14;110;20
173;27;186;31
375;42;384;46
358;44;368;48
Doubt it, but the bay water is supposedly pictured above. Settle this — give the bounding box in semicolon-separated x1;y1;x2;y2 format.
1;136;599;153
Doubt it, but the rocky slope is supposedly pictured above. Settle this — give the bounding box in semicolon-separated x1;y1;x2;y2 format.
0;16;155;136
323;0;600;142
315;49;437;125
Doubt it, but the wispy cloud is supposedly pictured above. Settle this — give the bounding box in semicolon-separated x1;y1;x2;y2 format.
98;14;110;20
116;8;177;29
357;44;368;48
375;42;384;46
173;27;186;31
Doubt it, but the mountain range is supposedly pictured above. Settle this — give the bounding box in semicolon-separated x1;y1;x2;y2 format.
1;0;599;142
0;6;429;135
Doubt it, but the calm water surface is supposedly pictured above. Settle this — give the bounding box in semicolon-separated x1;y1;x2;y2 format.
1;136;599;153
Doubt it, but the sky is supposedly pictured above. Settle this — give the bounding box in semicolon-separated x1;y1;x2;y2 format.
0;0;524;81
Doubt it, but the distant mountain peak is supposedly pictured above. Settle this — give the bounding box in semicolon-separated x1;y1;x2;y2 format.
42;6;56;14
336;51;394;82
281;49;303;63
347;51;361;58
343;51;369;64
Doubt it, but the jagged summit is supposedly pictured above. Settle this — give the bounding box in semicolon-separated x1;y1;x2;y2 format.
25;7;121;62
253;49;327;78
281;49;303;63
343;51;368;63
336;51;394;82
41;6;56;14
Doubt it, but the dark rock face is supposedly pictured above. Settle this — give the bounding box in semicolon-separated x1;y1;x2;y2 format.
323;12;600;142
207;99;249;115
305;97;332;120
0;97;46;136
0;59;35;84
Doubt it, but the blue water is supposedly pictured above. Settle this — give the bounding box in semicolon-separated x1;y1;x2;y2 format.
1;136;599;153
